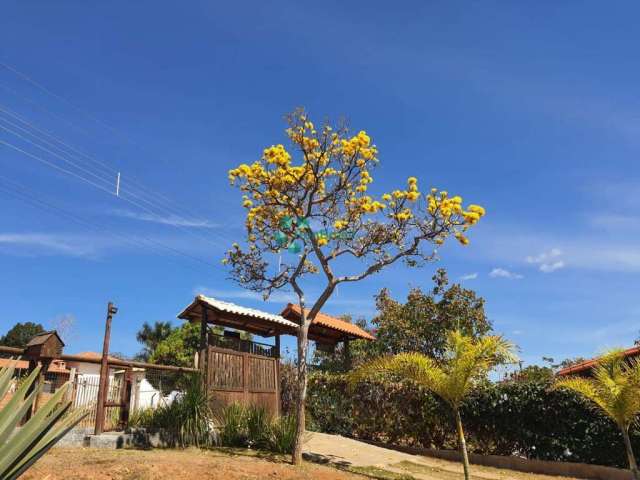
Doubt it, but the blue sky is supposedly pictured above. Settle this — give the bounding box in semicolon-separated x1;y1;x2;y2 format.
0;2;638;366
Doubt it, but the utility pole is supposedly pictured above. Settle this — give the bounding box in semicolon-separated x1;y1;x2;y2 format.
94;301;118;435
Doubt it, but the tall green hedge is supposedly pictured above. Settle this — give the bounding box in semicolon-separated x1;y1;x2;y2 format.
305;373;640;469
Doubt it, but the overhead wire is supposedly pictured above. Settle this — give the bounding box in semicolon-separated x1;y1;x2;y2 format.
0;107;235;247
0;135;232;247
0;103;231;235
0;60;240;257
0;174;220;274
0;62;236;227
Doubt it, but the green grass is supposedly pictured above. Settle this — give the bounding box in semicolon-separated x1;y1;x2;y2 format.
346;466;416;480
390;461;463;480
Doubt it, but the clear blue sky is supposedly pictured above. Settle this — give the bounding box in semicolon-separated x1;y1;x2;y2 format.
0;2;638;366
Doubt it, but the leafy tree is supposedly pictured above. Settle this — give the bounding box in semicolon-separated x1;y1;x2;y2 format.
509;365;554;383
0;322;45;348
149;323;225;368
135;321;175;361
149;323;203;368
224;109;485;463
371;268;492;361
555;350;640;479
349;331;515;480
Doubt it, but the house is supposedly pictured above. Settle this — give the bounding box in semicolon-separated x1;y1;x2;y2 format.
0;357;71;409
65;351;173;410
556;345;640;377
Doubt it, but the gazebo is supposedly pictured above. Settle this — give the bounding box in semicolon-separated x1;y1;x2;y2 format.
178;295;373;415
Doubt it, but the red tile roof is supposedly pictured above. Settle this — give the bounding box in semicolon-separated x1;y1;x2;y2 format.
281;304;375;341
0;358;70;374
72;351;121;363
556;345;640;376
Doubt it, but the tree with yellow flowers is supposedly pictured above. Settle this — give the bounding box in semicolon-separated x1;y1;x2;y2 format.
224;108;485;464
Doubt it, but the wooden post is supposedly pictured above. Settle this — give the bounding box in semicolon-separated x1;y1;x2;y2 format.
199;303;208;372
118;368;133;430
95;302;117;435
65;367;77;403
242;352;249;404
275;334;281;416
343;338;351;371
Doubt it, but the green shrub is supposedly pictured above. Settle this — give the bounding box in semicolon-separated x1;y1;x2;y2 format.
130;374;216;447
217;403;248;447
216;403;296;453
246;405;270;448
270;414;297;454
306;373;640;469
307;373;452;448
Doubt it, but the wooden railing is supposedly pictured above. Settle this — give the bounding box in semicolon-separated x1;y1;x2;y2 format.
207;333;277;358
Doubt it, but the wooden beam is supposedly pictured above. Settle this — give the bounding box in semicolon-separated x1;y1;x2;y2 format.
199;302;208;373
95;302;117;435
343;338;351;371
275;335;281;359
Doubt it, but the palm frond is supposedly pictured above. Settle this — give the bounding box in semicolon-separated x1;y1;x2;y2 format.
350;330;516;408
554;348;640;429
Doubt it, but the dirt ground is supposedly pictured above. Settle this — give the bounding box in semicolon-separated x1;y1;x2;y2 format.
22;442;582;480
304;432;580;480
22;448;363;480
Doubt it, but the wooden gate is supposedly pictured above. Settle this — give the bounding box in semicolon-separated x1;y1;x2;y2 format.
206;346;280;416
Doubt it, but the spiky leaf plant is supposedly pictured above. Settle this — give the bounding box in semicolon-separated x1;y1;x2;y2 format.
555;350;640;480
0;359;86;480
349;330;515;480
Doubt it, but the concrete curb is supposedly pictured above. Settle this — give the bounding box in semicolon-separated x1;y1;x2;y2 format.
365;441;633;480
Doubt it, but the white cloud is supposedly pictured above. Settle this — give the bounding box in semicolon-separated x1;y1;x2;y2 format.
539;261;565;273
489;268;523;280
526;248;566;273
460;273;478;281
0;233;100;257
110;209;218;228
526;248;562;264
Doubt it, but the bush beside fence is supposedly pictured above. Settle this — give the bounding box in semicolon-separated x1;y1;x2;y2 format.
305;373;640;469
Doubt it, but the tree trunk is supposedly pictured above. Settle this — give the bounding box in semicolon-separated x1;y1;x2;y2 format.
454;408;471;480
291;321;310;465
621;426;640;480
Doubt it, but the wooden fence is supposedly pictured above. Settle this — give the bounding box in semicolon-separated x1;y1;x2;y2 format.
206;345;280;416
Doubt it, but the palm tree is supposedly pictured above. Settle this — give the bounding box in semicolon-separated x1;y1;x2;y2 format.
135;321;174;361
555;350;640;480
349;330;515;480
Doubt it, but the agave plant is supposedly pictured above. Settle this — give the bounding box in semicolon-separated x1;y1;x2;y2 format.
0;359;86;480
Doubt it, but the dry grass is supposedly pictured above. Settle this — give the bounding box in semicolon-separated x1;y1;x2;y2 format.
22;448;365;480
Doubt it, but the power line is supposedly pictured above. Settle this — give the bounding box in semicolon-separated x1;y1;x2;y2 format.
0;60;238;247
0;114;235;247
0;175;220;274
0;60;237;214
0;103;227;226
0;61;133;145
0;81;94;138
0;138;234;250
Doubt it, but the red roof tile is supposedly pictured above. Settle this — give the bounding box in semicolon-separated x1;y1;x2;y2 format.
556;345;640;376
281;304;375;341
0;358;70;374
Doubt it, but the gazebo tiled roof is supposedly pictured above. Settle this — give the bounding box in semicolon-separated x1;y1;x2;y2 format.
281;303;375;342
